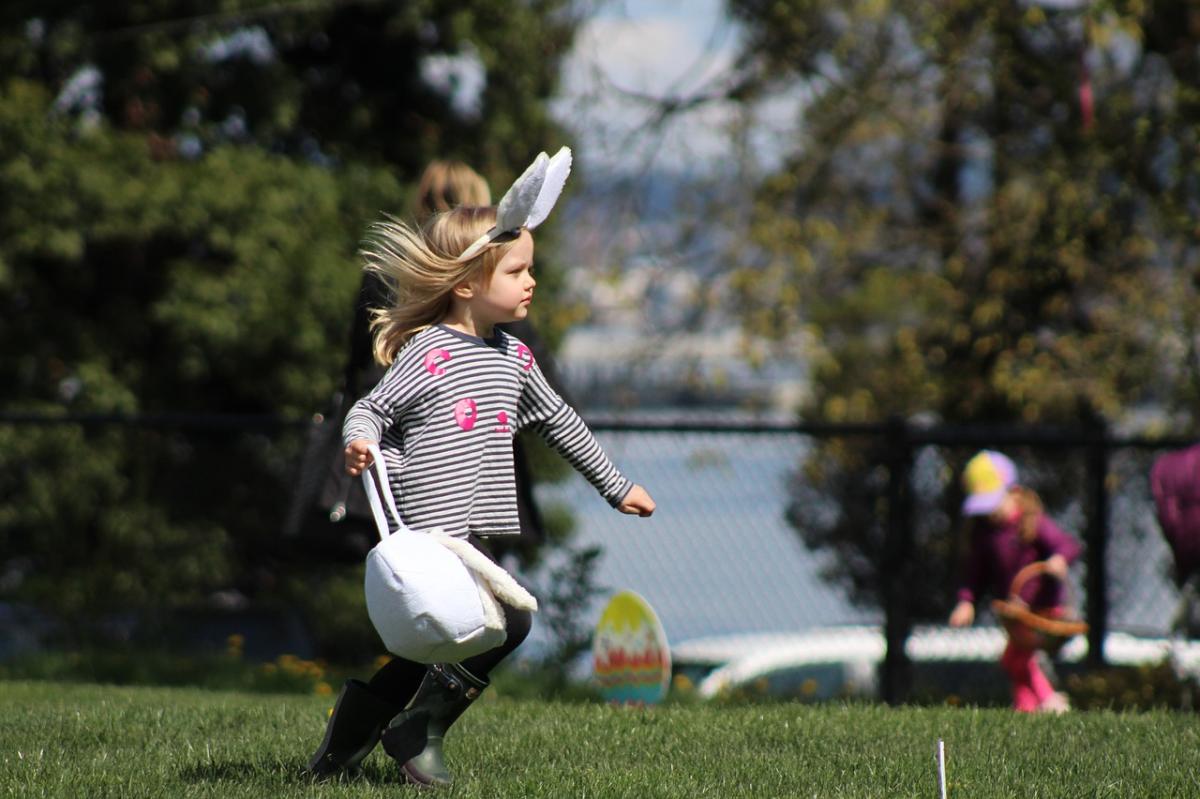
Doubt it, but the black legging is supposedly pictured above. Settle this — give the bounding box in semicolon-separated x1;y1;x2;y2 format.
366;536;533;705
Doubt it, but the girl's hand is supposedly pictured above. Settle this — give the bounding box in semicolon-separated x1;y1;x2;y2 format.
949;600;975;627
345;439;375;476
618;485;656;517
1045;554;1069;580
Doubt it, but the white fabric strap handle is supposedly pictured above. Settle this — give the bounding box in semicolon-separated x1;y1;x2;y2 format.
361;443;404;541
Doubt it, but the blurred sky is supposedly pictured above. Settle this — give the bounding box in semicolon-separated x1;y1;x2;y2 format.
554;0;801;175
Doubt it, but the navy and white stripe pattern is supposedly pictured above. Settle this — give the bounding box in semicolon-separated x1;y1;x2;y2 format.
344;324;632;537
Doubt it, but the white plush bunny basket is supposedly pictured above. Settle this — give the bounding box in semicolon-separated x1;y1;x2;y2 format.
360;444;537;663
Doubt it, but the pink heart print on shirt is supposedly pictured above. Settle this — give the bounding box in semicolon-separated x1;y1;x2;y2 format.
453;398;478;431
516;344;534;372
495;410;512;434
424;348;452;376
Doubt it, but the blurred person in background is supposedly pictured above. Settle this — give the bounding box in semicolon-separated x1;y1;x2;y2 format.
948;450;1082;713
1151;442;1200;636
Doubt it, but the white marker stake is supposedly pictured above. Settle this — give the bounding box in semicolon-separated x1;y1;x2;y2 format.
936;739;947;799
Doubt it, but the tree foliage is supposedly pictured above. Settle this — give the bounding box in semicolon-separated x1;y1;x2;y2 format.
0;1;581;178
0;1;584;646
722;0;1200;614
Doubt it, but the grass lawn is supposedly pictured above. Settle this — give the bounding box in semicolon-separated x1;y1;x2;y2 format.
2;680;1199;798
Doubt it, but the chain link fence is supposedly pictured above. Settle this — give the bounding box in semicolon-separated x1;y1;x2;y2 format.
2;411;1196;702
538;416;1198;703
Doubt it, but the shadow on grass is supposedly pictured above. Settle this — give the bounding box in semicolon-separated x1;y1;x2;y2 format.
178;759;289;784
178;757;404;786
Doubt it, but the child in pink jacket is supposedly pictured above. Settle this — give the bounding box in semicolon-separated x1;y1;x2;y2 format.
948;450;1081;713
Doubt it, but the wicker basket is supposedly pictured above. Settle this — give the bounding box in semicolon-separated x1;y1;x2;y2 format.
990;561;1088;654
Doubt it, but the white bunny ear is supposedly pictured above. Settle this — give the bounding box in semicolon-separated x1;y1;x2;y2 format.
456;146;573;261
524;146;571;230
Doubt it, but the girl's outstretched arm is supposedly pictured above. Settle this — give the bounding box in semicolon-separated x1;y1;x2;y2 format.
514;336;657;516
516;354;630;503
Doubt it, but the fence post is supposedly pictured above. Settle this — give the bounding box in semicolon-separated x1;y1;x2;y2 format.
881;416;914;704
1085;419;1109;668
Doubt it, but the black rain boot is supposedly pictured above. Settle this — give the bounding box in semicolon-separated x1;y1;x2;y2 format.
305;679;404;780
380;663;489;787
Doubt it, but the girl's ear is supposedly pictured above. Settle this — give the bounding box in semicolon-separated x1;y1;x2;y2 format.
452;280;476;300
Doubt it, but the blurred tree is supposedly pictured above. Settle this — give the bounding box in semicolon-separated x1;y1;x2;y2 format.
719;0;1200;616
0;1;587;653
0;1;580;187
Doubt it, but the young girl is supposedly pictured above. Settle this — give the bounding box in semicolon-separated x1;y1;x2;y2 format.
312;160;494;545
306;159;655;786
948;450;1080;713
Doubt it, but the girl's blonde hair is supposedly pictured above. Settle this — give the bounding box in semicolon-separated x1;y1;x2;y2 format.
1011;486;1044;544
363;205;512;365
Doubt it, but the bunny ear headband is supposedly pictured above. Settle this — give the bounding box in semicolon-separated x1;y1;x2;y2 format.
457;146;572;261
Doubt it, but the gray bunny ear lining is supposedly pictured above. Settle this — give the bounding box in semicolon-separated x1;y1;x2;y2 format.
456;147;571;261
495;152;549;232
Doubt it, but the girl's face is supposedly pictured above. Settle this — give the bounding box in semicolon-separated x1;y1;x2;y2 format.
470;229;536;327
985;490;1020;525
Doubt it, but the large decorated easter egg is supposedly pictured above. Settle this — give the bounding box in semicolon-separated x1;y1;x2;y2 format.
592;590;671;705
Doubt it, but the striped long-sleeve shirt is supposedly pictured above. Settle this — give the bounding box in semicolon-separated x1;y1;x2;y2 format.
343;324;632;537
